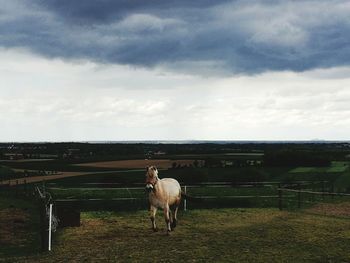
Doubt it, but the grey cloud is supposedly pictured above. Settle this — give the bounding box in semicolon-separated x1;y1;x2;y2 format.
37;0;231;23
1;0;350;75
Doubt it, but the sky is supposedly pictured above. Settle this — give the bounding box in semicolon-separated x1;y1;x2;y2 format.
1;0;350;141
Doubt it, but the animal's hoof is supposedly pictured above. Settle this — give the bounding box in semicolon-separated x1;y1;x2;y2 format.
171;222;177;229
166;231;171;236
152;227;158;232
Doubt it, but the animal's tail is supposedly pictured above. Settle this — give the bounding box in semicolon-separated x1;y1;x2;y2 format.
181;191;200;202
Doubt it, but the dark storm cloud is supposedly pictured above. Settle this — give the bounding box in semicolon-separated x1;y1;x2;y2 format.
38;0;231;23
1;0;350;74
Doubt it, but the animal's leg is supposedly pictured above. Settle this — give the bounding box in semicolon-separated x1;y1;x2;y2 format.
164;204;171;234
150;205;158;232
168;210;173;227
171;206;178;229
171;200;180;230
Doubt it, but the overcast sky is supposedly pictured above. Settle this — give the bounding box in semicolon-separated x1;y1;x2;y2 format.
1;0;350;141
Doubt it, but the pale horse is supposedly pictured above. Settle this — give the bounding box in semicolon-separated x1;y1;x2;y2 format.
145;166;181;234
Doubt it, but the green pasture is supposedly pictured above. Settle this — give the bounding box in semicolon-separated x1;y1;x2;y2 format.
50;187;147;200
0;159;131;173
334;170;350;192
51;165;333;186
48;170;144;186
0;165;16;180
165;152;264;160
289;161;349;174
4;157;339;186
0;151;263;174
186;185;275;196
47;167;292;187
282;161;350;184
3;206;350;262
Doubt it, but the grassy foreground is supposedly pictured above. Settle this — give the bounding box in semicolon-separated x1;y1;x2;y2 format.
2;206;350;262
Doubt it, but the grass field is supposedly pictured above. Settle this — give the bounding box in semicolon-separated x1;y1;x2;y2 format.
45;167;291;188
289;161;349;174
5;159;341;187
2;196;350;262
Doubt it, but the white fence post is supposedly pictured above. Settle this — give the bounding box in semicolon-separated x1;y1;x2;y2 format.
48;203;52;251
184;185;187;211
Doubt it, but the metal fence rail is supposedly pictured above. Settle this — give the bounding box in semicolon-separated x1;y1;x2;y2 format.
277;187;350;219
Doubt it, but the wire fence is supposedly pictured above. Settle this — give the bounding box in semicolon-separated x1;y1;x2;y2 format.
3;179;350;254
277;186;350;219
3;179;350;251
3;179;350;217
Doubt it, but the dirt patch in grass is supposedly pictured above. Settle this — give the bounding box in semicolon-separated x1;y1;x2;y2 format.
307;202;350;218
0;197;40;260
0;208;29;246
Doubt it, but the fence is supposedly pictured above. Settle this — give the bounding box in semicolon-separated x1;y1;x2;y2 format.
46;181;327;211
34;186;59;251
0;181;58;251
3;179;350;253
47;182;278;210
0;179;32;198
277;185;350;218
2;179;338;212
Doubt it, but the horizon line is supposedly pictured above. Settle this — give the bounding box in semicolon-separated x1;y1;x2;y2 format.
1;139;350;144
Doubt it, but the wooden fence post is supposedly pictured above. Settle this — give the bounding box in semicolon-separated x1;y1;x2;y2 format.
15;180;18;197
331;183;334;200
40;201;49;251
255;182;259;206
24;179;27;196
278;184;282;211
322;181;325;201
184;186;187;211
48;203;53;251
42;179;46;198
298;183;301;209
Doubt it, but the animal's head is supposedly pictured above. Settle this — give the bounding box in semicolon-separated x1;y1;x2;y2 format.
145;166;158;192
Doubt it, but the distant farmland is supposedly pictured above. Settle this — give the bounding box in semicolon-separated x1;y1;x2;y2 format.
73;159;197;169
289;161;349;173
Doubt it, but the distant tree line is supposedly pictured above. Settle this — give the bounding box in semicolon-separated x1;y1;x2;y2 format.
0;142;349;162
